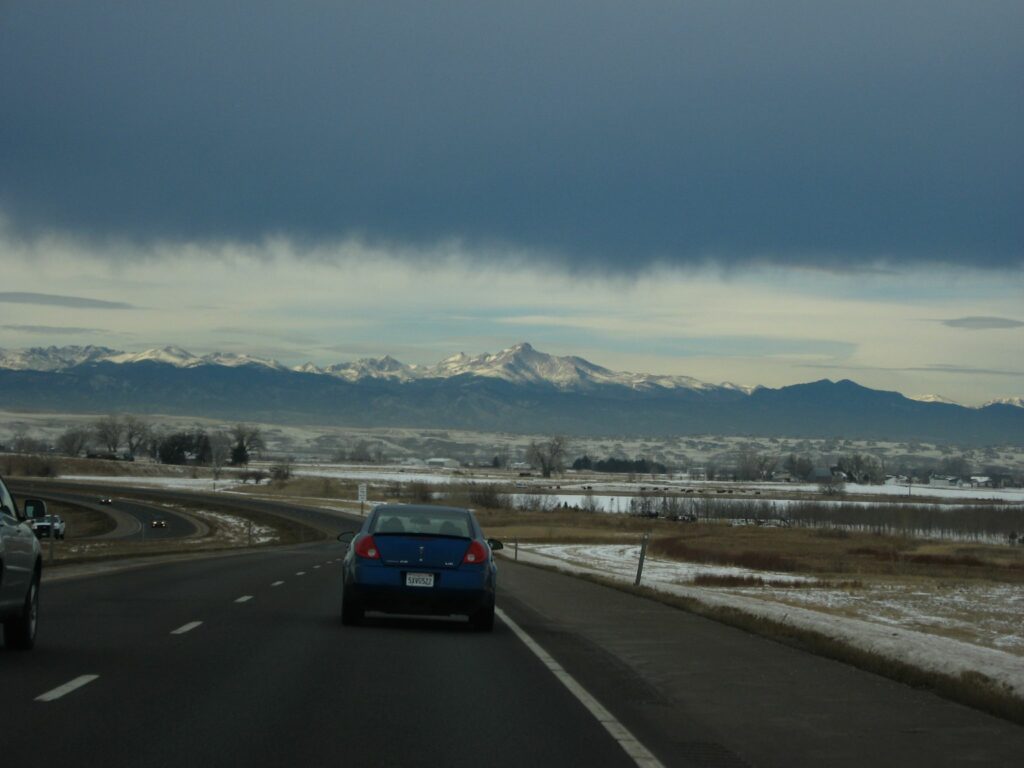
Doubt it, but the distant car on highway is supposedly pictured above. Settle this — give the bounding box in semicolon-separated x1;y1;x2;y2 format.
151;519;168;529
98;497;113;505
0;475;43;650
28;514;66;540
340;504;502;631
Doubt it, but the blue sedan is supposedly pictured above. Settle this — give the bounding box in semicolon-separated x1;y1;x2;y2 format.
339;504;503;631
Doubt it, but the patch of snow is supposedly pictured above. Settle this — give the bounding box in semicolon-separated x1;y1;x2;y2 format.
910;394;960;405
58;475;243;491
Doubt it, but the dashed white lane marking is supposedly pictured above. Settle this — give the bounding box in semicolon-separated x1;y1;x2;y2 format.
496;609;665;768
171;621;203;635
235;595;254;603
313;565;321;569
296;571;306;576
36;675;100;702
272;580;285;587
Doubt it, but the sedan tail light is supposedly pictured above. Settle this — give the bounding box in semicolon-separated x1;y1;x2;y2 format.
354;535;380;560
462;540;489;564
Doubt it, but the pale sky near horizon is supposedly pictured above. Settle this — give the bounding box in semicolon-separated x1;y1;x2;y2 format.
1;2;1021;405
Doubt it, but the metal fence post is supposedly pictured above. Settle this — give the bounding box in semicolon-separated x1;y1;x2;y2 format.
634;532;650;586
514;538;519;561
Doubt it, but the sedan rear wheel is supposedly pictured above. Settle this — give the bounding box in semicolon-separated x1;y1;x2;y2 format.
4;577;39;650
470;601;495;632
341;592;363;626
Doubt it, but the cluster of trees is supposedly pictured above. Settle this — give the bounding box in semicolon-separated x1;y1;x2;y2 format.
572;455;668;475
782;453;815;480
51;416;266;470
53;414;152;459
833;453;886;484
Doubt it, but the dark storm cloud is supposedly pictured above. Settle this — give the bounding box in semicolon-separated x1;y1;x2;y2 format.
0;292;135;309
1;1;1021;271
941;317;1024;330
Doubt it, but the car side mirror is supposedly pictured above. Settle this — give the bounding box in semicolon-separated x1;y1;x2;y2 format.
487;538;504;551
337;531;356;544
21;498;47;522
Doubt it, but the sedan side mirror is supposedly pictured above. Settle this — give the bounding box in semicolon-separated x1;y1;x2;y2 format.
21;498;47;522
337;531;356;544
487;538;504;551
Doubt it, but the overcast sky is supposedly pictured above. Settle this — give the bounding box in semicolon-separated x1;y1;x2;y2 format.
1;2;1021;405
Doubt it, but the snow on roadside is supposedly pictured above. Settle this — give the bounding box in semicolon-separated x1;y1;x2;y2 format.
59;474;243;491
529;543;814;584
509;544;1024;699
195;510;277;545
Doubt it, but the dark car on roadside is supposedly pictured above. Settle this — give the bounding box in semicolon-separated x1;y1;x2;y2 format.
340;504;502;631
0;475;44;650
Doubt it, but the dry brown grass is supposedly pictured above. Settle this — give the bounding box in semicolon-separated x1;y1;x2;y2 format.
45;499;116;538
472;504;1024;583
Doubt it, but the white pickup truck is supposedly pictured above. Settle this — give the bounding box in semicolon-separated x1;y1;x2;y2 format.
0;475;43;650
28;513;66;540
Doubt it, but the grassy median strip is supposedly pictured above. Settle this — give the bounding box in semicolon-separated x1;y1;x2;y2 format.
41;497;325;567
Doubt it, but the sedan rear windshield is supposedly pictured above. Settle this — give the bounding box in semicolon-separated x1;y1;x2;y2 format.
371;509;472;538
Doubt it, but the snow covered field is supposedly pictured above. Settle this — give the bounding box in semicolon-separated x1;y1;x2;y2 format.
513;543;1024;698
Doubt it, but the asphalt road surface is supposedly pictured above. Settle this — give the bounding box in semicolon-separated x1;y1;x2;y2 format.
2;493;1023;766
8;484;198;540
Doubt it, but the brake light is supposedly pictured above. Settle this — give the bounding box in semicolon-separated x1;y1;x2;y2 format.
354;535;380;560
462;540;489;564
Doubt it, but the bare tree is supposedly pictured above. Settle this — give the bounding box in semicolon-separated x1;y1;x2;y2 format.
123;416;152;458
819;474;846;497
270;456;295;484
93;415;124;454
526;436;568;478
230;424;265;465
56;427;91;457
349;440;373;463
208;430;232;480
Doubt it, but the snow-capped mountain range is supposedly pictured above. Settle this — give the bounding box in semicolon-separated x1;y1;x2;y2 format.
0;342;753;394
1;343;1017;408
1;343;1021;441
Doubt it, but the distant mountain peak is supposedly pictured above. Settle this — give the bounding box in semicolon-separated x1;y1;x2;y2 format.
911;393;960;405
983;396;1024;409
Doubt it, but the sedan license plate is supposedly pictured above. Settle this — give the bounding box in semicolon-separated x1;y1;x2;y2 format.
405;572;435;588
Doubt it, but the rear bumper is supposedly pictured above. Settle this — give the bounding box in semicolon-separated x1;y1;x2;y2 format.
345;564;494;616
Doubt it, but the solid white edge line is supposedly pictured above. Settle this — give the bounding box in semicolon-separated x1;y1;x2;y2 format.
36;675;100;702
170;621;203;635
272;580;285;587
496;608;665;768
235;595;254;603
